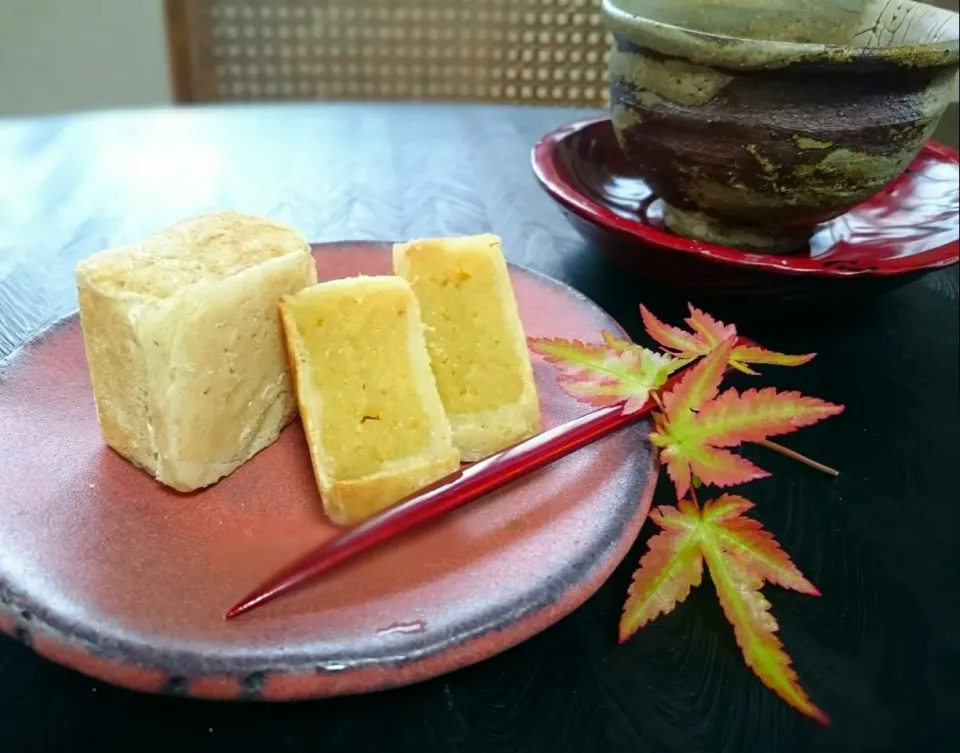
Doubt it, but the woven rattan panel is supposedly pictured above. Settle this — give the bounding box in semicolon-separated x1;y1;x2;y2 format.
167;0;611;106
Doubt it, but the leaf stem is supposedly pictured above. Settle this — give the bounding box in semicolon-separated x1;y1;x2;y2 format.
651;390;665;410
758;439;839;477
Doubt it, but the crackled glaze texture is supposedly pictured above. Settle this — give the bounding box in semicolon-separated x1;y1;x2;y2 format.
532;117;959;300
603;0;960;252
0;243;657;700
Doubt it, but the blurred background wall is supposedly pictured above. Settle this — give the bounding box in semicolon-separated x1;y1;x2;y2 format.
0;0;956;147
0;0;172;116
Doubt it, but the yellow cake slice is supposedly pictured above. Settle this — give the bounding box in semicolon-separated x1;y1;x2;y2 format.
393;234;540;461
75;212;318;492
280;276;461;526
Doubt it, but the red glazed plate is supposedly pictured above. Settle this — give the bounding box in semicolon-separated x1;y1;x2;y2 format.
532;117;960;300
0;243;656;700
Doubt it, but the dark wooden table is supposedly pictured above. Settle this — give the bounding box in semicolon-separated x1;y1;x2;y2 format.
0;103;957;753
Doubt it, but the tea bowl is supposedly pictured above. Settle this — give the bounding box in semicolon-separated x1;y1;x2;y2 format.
603;0;960;253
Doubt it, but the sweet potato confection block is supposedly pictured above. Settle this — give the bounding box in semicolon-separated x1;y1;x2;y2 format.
280;275;461;525
394;234;540;461
75;212;317;492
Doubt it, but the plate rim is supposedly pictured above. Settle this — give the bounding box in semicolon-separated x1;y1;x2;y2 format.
0;242;659;700
531;116;960;279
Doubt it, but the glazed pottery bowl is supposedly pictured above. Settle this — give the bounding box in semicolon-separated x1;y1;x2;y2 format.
531;117;959;303
603;0;960;253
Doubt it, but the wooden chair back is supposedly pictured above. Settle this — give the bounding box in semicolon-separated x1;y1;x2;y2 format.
165;0;610;106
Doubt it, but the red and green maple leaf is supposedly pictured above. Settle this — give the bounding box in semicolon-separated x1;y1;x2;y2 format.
528;332;682;414
641;303;815;375
620;495;827;724
651;338;844;499
532;303;841;723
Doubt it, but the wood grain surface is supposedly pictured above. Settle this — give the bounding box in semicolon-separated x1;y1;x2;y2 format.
0;103;958;753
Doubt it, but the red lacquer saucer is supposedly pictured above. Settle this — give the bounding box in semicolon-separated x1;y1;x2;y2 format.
532;117;960;300
0;242;657;700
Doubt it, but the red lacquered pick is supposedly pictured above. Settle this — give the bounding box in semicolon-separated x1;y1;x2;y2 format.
224;403;638;619
224;356;723;620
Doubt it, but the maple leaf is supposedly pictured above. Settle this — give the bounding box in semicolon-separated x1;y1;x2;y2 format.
686;304;738;346
702;495;818;595
528;333;680;414
620;495;827;724
618;498;703;639
651;340;843;499
701;540;828;723
640;304;815;375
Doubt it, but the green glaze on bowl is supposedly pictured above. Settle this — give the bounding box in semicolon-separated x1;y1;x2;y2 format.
604;0;960;253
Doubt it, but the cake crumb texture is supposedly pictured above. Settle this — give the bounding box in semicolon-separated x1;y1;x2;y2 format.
393;234;540;461
281;276;460;526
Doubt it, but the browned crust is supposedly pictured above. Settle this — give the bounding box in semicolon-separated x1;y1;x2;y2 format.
278;297;326;501
322;452;461;527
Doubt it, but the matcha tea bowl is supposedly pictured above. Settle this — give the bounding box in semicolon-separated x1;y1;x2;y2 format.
603;0;960;254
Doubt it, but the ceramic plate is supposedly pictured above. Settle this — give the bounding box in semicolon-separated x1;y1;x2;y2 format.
0;242;656;700
532;117;960;300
